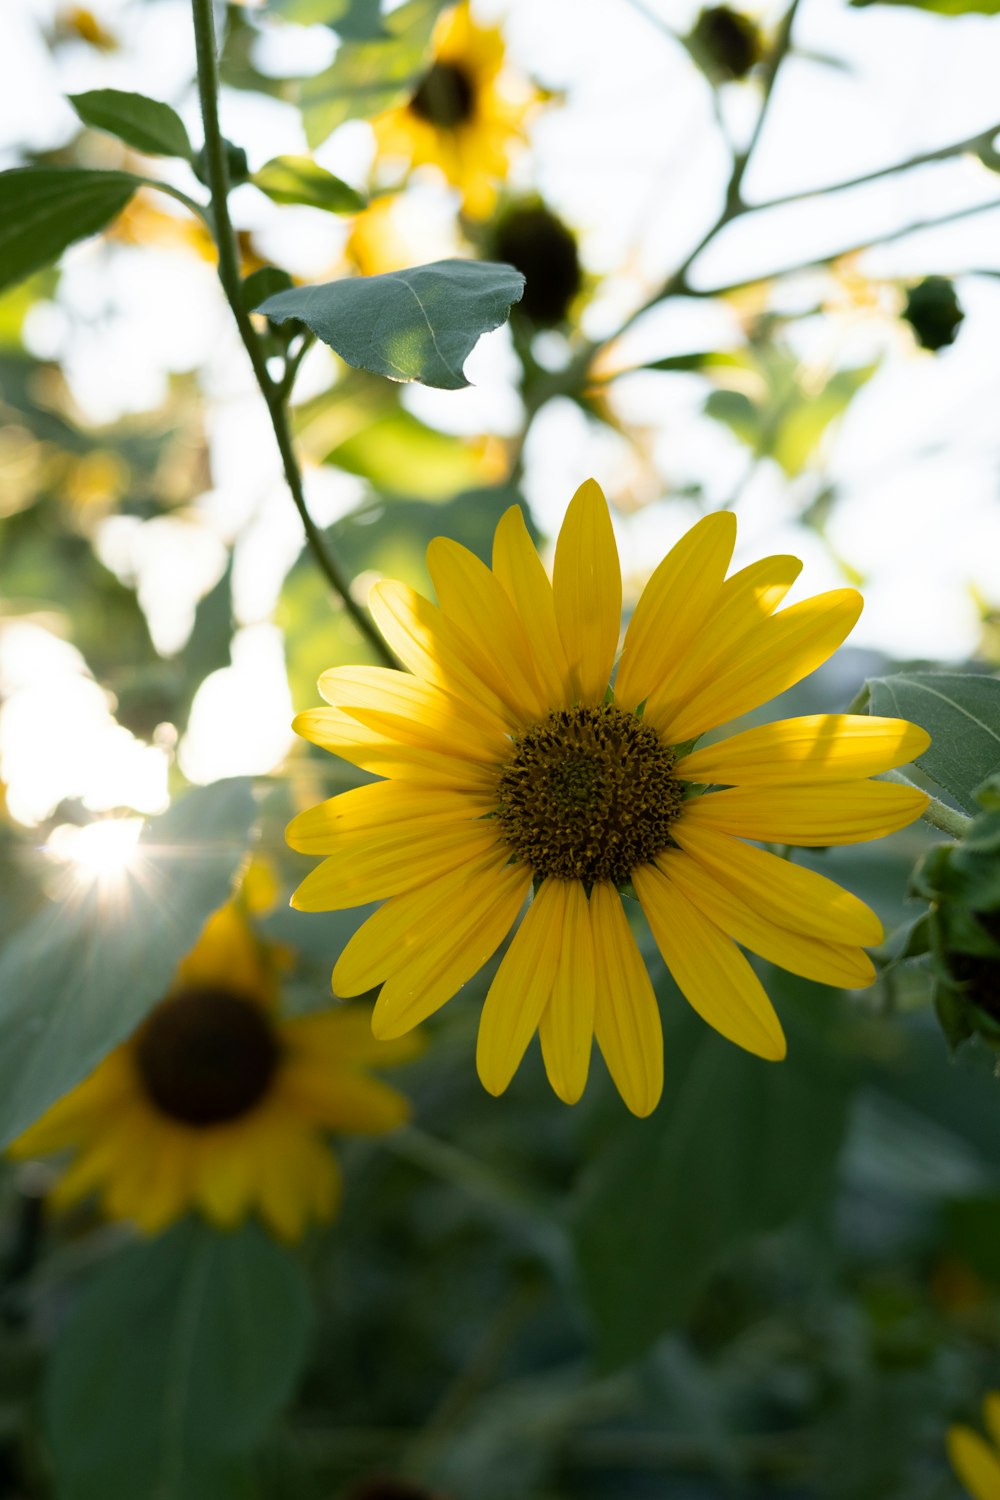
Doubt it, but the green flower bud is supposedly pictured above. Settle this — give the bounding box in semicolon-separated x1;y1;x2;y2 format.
902;276;964;352
193;138;250;189
690;6;764;82
491;200;582;327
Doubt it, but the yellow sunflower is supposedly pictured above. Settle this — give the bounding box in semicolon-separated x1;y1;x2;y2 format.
949;1394;1000;1500
373;3;535;219
10;898;415;1239
287;480;929;1117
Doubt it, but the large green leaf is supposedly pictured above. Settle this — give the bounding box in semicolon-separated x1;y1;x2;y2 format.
269;0;390;37
46;1220;312;1500
252;156;365;213
299;0;448;146
259;259;524;389
0;168;138;295
68;89;193;159
573;1004;853;1368
0;779;256;1147
868;671;1000;815
851;0;1000;12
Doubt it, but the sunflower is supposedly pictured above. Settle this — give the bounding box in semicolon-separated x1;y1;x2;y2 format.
288;480;929;1117
10;897;416;1239
949;1393;1000;1499
373;4;535;219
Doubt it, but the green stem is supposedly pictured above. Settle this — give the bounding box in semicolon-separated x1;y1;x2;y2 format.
189;0;394;668
845;681;871;715
884;769;974;839
133;175;212;225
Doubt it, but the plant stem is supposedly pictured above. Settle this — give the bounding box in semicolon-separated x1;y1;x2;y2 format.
884;770;974;839
189;0;394;668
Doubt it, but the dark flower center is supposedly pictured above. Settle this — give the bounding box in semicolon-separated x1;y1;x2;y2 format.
409;61;476;128
493;203;582;326
134;986;280;1126
495;704;683;885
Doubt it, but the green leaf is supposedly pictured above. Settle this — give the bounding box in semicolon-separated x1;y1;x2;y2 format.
252;156;366;213
269;0;390;37
68;88;193;159
259;259;524;389
0;168;138;296
851;0;1000;13
573;1009;852;1368
0;780;256;1148
868;672;1000;815
46;1220;312;1500
242;265;294;311
299;0;447;147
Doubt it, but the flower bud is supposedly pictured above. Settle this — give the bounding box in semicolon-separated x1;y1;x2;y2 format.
193;138;250;189
902;276;964;352
690;6;764;82
491;200;582;327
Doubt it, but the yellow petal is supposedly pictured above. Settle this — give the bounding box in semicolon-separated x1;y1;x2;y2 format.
177;901;270;1002
671;820;883;946
371;861;531;1038
476;877;566;1096
277;1058;410;1134
947;1426;1000;1500
194;1128;259;1228
492;505;571;707
644;553;802;732
633;863;786;1060
333;845;515;996
552;479;621;705
284;1006;420;1069
369;580;518;727
291;822;502;910
253;1123;336;1240
682;781;928;846
677;715;931;787
293;707;498;791
659;588;863;744
539;880;595;1105
656;849;876;989
427;536;549;720
614;511;736;711
287;782;492;854
590;883;663;1117
131;1133;196;1234
319;664;510;759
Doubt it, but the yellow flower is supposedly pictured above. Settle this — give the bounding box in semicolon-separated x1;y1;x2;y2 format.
288;480;929;1117
949;1393;1000;1499
373;4;535;219
10;900;415;1240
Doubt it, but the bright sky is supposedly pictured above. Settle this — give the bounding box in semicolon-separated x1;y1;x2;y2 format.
1;0;999;824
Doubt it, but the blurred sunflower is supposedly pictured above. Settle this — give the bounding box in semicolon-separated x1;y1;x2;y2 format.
949;1393;1000;1499
373;3;535;218
10;898;415;1239
288;480;929;1117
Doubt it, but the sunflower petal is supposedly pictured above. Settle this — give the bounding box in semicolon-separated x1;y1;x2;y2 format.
682;781;928;846
539;879;595;1105
371;862;530;1038
477;877;566;1096
291;822;502;911
278;1059;410;1133
634;863;786;1060
319;664;510;757
656;849;876;989
293;707;496;790
590;883;663;1117
427;536;549;719
946;1426;1000;1500
659;588;863;744
615;512;736;711
286;782;491;854
492;505;572;707
677;715;931;787
552;479;621;705
671;821;883;945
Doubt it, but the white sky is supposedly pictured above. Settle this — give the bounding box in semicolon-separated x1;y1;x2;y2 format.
1;0;999;820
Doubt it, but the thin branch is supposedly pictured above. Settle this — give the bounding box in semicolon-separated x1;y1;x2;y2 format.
189;0;394;668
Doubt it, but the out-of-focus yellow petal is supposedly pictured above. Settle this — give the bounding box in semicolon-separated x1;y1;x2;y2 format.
590;883;663;1117
276;1059;410;1134
477;877;566;1096
633;864;786;1060
614;511;736;711
947;1425;1000;1500
176;901;271;1002
682;781;928;846
677;715;931;787
552;479;621;705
